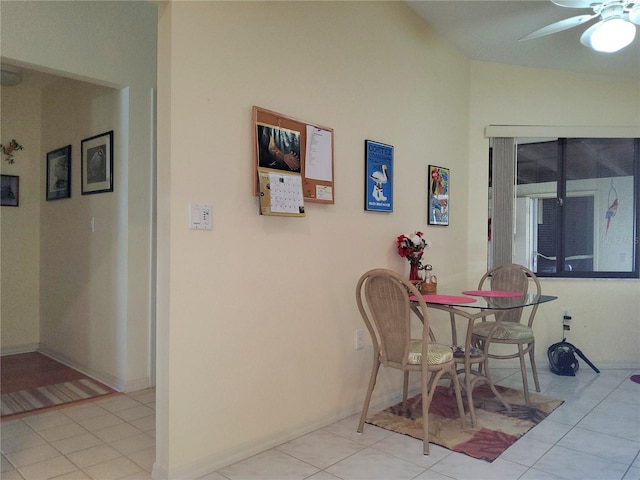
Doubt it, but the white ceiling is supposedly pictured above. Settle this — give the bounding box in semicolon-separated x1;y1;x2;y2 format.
407;0;640;81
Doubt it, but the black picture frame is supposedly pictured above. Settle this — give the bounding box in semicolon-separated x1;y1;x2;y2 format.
46;145;72;201
81;130;113;195
428;165;450;226
1;175;19;207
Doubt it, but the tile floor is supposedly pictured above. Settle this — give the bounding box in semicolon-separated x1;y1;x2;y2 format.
2;368;639;480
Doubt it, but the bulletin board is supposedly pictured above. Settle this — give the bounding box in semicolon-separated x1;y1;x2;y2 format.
253;106;334;204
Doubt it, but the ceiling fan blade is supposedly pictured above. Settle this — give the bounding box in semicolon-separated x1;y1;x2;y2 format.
519;14;598;41
551;0;595;8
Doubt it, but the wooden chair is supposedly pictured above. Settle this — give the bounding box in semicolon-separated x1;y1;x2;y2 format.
355;268;465;455
471;263;542;404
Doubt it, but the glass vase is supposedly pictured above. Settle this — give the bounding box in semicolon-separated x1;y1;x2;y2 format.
409;262;421;281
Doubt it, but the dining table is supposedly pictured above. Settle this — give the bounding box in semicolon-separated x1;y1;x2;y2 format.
409;289;557;426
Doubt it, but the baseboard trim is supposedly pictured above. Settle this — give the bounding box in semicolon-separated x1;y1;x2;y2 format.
37;346;125;392
153;388;412;480
1;343;39;356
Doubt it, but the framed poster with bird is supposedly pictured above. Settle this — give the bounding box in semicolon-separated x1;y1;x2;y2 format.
364;140;393;212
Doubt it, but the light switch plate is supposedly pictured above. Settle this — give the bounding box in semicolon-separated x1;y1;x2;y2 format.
189;203;212;230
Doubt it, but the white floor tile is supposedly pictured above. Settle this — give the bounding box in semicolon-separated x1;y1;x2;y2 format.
62;403;110;422
557;427;639;466
217;449;319;480
500;435;554;467
429;452;528;480
37;422;88;443
323;414;393;446
1;420;34;441
66;444;122;469
93;423;143;443
82;456;143;480
50;432;104;455
78;413;125;432
578;410;640;442
533;445;629;480
17;455;77;480
4;443;60;468
1;431;48;454
22;410;74;431
369;432;452;468
276;427;365;469
325;447;425;480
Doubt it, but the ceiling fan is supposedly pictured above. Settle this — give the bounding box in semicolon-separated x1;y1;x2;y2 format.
520;0;640;52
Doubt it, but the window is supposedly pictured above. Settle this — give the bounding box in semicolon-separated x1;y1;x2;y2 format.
489;137;639;278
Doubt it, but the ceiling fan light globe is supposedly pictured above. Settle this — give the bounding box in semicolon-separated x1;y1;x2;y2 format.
586;18;636;52
629;5;640;25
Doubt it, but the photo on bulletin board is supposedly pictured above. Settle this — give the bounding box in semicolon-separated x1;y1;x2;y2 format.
256;123;302;173
428;165;449;225
364;140;393;212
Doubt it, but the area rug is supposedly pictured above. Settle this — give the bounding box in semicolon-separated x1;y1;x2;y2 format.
366;384;563;462
631;375;640;384
1;379;113;417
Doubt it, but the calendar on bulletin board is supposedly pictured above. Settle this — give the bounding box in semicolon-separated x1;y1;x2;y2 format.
253;106;334;211
257;167;305;217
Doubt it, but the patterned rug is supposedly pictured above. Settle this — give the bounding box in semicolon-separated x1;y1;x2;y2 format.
366;384;563;462
1;379;114;417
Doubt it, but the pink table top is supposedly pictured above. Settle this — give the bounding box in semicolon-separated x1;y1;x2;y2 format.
462;290;523;298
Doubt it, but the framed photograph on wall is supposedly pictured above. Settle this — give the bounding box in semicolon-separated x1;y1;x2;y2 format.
364;140;393;212
1;175;19;207
46;145;72;201
428;165;449;225
82;130;113;195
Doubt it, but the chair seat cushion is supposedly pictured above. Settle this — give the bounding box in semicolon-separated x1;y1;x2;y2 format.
407;340;454;365
472;321;534;341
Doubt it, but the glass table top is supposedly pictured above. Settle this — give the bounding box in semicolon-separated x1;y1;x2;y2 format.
410;291;557;309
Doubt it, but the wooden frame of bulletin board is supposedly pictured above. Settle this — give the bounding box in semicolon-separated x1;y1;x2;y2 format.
253;106;335;205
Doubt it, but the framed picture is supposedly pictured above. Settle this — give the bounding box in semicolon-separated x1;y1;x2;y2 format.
81;130;113;195
364;140;393;212
428;165;449;225
1;175;19;207
46;145;72;201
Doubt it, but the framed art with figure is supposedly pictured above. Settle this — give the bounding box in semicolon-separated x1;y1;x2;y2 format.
364;140;393;212
46;145;71;201
428;165;449;225
1;175;19;207
82;130;113;195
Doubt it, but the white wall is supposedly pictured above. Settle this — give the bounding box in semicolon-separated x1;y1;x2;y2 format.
0;1;157;390
467;61;640;371
156;2;471;477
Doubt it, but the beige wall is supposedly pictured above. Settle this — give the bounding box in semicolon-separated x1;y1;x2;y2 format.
157;3;639;478
38;78;126;386
0;1;157;390
467;62;640;370
0;72;45;351
157;1;471;477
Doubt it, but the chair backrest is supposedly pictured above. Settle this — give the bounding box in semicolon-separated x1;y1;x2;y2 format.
478;263;542;326
356;268;430;369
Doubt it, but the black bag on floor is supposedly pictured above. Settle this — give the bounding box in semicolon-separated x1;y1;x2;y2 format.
548;340;600;376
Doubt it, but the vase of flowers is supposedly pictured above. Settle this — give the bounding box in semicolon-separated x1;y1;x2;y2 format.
396;231;430;281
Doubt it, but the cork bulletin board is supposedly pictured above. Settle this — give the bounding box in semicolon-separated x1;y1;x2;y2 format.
253;106;334;205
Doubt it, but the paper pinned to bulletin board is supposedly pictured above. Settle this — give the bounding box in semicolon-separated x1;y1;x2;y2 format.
253;106;334;205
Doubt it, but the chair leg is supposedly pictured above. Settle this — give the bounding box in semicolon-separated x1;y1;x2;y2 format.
421;368;431;455
450;366;466;428
518;344;530;405
357;358;380;433
529;342;540;393
402;371;409;409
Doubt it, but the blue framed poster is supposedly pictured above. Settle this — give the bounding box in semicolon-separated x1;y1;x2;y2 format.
364;140;393;212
